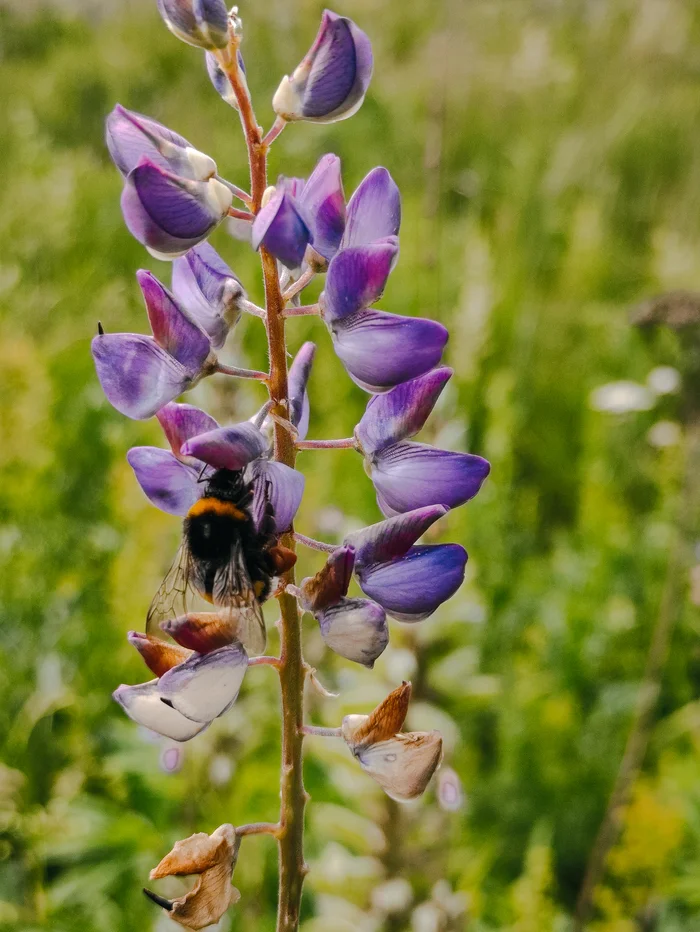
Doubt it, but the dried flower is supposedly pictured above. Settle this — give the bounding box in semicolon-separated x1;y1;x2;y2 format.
145;823;241;929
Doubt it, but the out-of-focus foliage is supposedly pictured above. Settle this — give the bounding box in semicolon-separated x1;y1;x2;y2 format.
1;0;700;929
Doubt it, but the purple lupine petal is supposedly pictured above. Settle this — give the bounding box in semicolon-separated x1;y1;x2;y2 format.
206;50;237;107
251;192;312;270
288;341;316;440
171;242;245;349
113;681;207;741
156;401;219;457
250;460;305;533
158;643;248;723
91;332;192;420
355;367;452;453
370;442;491;516
127;447;202;515
105;105;193;177
300;545;355;612
331;309;449;393
321;241;399;322
298;154;346;260
136;270;212;374
273;11;373;124
157;0;229;49
346;504;447;568
342;167;401;248
181;423;268;470
358;544;468;621
121;159;232;259
317;597;388;667
277;176;306;199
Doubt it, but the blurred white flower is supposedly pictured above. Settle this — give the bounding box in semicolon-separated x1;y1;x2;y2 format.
436;767;465;812
589;380;655;414
647;420;682;448
384;647;418;682
411;902;444;932
371;877;413;914
647;365;681;395
160;745;184;774
209;754;235;786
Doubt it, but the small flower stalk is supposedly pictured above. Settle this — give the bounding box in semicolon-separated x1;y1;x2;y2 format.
94;6;491;930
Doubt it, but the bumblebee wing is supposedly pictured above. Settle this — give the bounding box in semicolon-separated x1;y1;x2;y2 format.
146;542;196;637
209;539;267;655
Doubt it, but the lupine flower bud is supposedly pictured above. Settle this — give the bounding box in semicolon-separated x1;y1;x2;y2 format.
272;11;373;124
251;192;312;270
113;679;208;741
145;824;241;929
121;158;233;259
321;241;399;321
298;155;346;261
156;0;230;50
172;242;245;349
341;683;443;801
342;167;401;248
92;272;214;420
287;341;316;440
317;597;388;667
106;105;216;181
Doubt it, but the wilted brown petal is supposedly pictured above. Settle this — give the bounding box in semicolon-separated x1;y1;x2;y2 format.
353;730;443;802
127;630;192;676
145;823;241;930
160;612;242;653
341;681;411;747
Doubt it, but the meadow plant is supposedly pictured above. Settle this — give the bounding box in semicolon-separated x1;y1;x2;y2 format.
92;4;490;929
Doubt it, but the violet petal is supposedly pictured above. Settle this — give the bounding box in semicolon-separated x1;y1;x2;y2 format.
288;341;316;440
157;0;229;49
105;104;192;177
121;158;232;259
127;447;202;516
273;11;373;124
156;401;219;455
331;309;449;393
91;332;191;420
181;423;268;470
346;504;447;568
251;192;312;270
171;242;245;349
358;544;467;621
322;241;399;321
370;442;491;516
316;597;388;667
137;270;211;374
355;367;452;453
298;154;346;260
250;460;305;533
113;681;207;741
342;167;401;248
158;643;249;723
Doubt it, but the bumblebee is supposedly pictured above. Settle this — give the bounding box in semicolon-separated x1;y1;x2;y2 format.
147;467;295;653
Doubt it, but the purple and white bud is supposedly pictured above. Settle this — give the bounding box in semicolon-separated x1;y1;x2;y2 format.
251;191;312;270
172;243;246;349
121;158;233;259
157;0;230;50
106;105;212;179
272;11;373;124
316;597;388;668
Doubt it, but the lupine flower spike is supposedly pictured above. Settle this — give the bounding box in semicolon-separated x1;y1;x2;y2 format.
94;6;490;928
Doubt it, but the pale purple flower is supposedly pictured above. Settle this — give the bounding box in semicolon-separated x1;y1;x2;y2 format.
171;242;245;349
157;0;230;50
251;192;312;270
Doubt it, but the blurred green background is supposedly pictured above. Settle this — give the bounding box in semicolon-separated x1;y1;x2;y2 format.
2;0;700;929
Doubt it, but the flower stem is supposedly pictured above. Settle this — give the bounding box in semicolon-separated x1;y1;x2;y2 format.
236;822;282;838
282;268;316;303
240;300;267;319
262;116;287;148
247;655;281;669
219;38;308;932
282;304;321;318
214;363;269;380
301;725;342;738
296;438;356;450
217;175;252;207
293;533;337;553
227;206;255;222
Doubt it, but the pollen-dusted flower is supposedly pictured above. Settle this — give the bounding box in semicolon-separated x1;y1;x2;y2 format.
121;157;233;259
92;271;214;420
272;10;373;124
347;506;468;621
171;242;245;349
105;104;216;181
342;682;443;801
355;368;491;515
251;191;312;270
144;823;241;929
156;0;230;50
